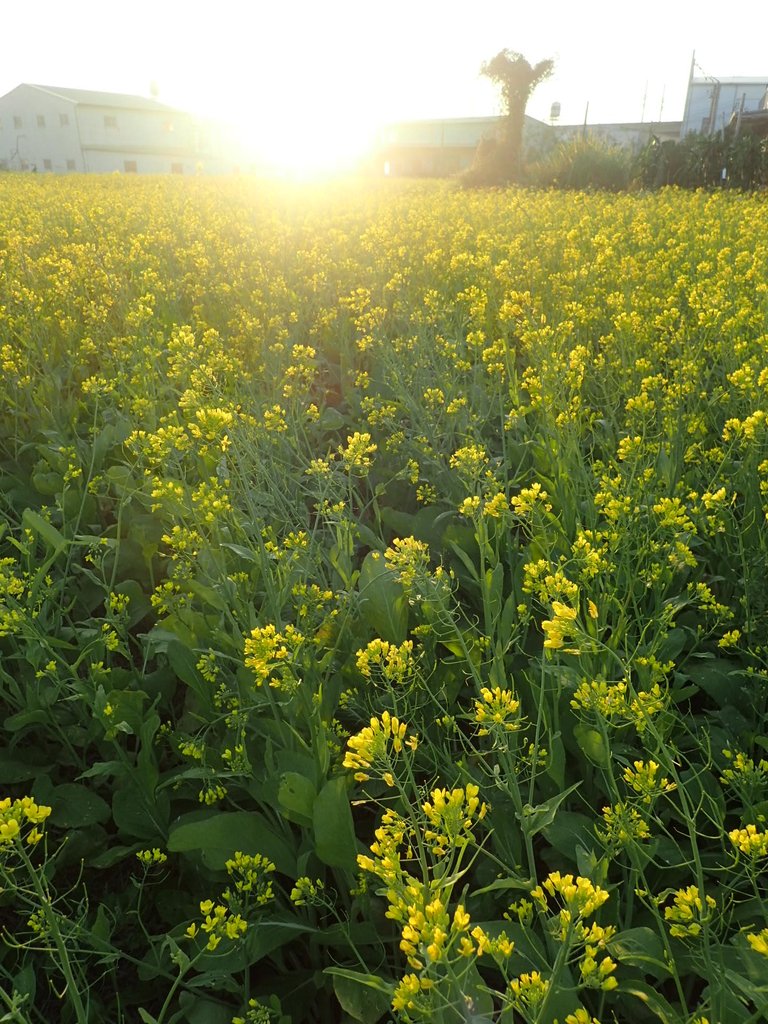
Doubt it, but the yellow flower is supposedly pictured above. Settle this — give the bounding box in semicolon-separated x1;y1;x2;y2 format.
729;823;768;859
747;928;768;958
473;685;521;734
663;885;716;939
343;710;418;784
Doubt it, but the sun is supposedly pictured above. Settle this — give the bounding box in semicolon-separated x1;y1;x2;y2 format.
239;111;378;178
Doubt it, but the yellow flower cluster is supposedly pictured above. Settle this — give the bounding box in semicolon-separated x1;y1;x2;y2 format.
338;431;377;474
622;760;675;803
356;638;416;684
384;536;431;590
243;623;303;688
185;899;247;951
728;823;768;860
224;851;275;907
0;796;51;848
663;886;716;939
343;710;418;785
541;600;580;651
421;784;488;855
472;685;521;735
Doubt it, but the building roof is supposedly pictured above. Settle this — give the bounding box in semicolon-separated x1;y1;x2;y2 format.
23;83;179;112
691;76;768;86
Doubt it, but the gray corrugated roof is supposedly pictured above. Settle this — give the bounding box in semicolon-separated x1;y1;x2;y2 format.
26;84;180;112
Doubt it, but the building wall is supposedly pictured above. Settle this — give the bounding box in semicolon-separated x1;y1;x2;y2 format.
0;84;233;174
75;104;198;171
380;116;551;177
552;121;681;151
0;84;82;172
682;79;768;136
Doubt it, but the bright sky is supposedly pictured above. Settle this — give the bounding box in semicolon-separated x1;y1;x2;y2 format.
4;1;767;173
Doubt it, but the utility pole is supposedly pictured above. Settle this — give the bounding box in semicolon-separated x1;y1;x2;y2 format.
681;49;695;138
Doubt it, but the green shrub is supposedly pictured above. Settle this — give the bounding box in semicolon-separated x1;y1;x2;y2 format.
527;136;633;191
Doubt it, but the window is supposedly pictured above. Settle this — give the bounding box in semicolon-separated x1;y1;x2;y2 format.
171;162;183;174
43;158;52;170
105;115;118;129
66;159;76;171
60;113;70;127
13;116;22;129
123;159;137;173
37;115;46;128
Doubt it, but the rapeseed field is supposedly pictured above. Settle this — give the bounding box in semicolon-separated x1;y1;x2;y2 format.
0;175;767;1023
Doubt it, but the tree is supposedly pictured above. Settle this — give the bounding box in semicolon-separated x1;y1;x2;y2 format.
479;49;554;182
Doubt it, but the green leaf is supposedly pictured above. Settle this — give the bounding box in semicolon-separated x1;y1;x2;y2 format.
657;628;689;663
471;874;532;897
219;542;257;562
329;970;391;1024
138;1009;159;1024
686;658;746;707
112;784;168;841
168;811;296;873
21;508;67;554
447;539;480;582
518;782;581;838
165;640;209;702
357;551;408;643
573;722;611;767
615;981;682;1023
313;776;357;872
49;783;111;828
543;812;595;862
0;751;50;782
608;927;669;972
278;772;316;825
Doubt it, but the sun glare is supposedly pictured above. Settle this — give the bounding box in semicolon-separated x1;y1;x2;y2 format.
240;113;377;178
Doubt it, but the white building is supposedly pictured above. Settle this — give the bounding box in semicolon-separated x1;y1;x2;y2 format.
681;75;768;137
0;83;235;174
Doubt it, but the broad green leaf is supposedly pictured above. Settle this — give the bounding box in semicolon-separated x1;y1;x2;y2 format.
608;927;669;972
22;508;67;554
657;627;689;663
448;539;480;582
357;550;408;643
313;776;357;871
112;785;168;841
113;578;152;627
0;751;50;782
330;970;391;1024
166;640;208;701
49;784;111;827
543;812;595;861
573;722;611;767
686;658;746;707
219;542;258;562
278;772;316;824
184;579;228;612
168;810;296;873
616;981;682;1023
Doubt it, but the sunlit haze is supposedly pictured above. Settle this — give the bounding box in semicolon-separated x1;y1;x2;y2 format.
4;0;767;175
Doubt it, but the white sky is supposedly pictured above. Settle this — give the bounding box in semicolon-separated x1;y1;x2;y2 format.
3;1;767;169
